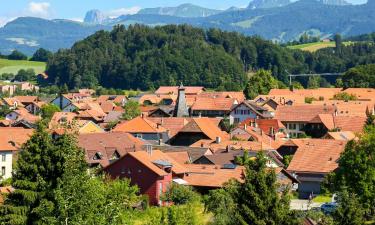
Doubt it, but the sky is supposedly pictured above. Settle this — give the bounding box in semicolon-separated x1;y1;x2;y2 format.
0;0;368;26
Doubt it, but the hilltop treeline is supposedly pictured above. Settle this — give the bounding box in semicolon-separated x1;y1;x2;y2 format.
46;24;375;91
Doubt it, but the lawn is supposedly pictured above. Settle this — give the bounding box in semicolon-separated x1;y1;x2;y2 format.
313;194;332;203
0;58;46;75
288;41;353;52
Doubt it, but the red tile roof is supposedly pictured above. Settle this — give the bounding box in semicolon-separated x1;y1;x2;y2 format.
275;105;336;122
179;118;229;141
147;117;190;137
0;128;34;151
155;86;204;95
287;139;346;173
191;97;236;111
112;116;167;133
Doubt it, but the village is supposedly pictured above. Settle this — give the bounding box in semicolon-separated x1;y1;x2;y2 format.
1;82;374;210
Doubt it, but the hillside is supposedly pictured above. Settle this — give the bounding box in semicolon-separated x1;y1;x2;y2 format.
0;17;110;55
0;58;46;74
45;24;375;91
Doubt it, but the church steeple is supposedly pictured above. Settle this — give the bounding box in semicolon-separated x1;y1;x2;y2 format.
174;83;189;117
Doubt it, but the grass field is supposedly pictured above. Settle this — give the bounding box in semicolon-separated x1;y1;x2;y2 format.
313;194;332;203
288;41;353;52
0;58;46;75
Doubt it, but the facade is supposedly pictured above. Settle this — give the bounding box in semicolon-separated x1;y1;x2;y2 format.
104;150;186;205
229;101;270;125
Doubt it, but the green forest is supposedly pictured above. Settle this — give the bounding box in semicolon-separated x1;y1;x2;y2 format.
45;24;375;91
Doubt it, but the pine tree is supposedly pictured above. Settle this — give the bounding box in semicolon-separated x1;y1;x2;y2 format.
0;124;61;224
233;152;298;225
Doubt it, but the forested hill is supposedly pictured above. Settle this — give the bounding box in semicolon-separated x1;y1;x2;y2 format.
46;24;375;91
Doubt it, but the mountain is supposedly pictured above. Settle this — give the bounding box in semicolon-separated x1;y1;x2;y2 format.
1;0;375;54
84;10;107;24
137;3;222;18
112;0;375;42
0;17;110;55
248;0;291;9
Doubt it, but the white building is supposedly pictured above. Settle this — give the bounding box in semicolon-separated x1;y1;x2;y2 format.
229;101;272;125
0;128;33;180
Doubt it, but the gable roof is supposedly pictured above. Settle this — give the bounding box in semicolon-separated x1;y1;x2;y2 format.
183;164;245;188
147;117;190;137
191;97;236;111
14;96;38;104
10;108;40;124
112;116;167;133
325;131;356;141
0;128;34;151
155;86;204;95
79;132;145;167
287;139;346;174
179;118;229;141
275;105;336;122
197;92;245;102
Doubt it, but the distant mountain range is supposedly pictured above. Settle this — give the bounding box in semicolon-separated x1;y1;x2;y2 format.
0;0;373;55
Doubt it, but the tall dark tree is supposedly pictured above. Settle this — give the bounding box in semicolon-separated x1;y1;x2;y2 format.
30;48;53;62
243;69;279;99
7;50;27;60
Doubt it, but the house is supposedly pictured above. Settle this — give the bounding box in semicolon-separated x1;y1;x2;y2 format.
49;112;77;130
342;88;375;101
230;125;282;149
191;97;237;118
148;107;174;118
155;86;204;96
5;108;40;126
104;149;186;205
0;128;34;180
25;101;46;115
311;100;374;117
96;95;128;106
79;132;145;167
1;97;24;109
274;105;336;138
254;95;305;108
239;118;287;140
0;84;17;96
229;101;271;125
168;117;229;146
268;88;342;101
14;82;39;92
51;93;92;110
197;92;246;102
112;116;169;143
287;139;346;198
139;94;176;106
307;114;367;135
147;117;190;138
155;145;212;163
323;131;356;141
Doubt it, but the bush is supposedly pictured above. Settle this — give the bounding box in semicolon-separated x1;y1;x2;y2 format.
161;184;200;205
7;50;27;60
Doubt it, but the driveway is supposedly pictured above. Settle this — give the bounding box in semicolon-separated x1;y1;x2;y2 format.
290;199;324;211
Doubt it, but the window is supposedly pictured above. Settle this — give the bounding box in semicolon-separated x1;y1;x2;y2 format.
234;118;240;124
1;167;5;176
1;154;5;162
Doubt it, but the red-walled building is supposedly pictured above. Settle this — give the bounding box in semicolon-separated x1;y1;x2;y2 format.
104;148;186;205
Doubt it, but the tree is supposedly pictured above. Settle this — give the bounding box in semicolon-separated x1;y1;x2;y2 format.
206;152;298;225
30;48;53;62
330;126;375;218
332;92;357;101
243;70;279;99
7;50;27;60
161;184;199;205
332;190;365;225
122;100;141;120
307;76;320;89
0;124;62;224
334;34;343;54
40;103;61;121
14;69;35;82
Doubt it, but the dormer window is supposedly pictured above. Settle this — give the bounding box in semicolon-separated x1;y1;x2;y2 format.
93;152;103;160
110;150;120;160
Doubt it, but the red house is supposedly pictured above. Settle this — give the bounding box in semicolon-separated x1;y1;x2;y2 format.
104;148;186;205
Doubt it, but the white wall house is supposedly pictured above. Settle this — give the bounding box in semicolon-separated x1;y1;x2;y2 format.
0;151;13;180
5;111;20;121
284;122;306;138
229;101;270;125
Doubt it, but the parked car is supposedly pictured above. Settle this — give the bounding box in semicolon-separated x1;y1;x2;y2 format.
321;202;337;214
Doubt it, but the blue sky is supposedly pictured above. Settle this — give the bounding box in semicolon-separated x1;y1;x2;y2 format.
0;0;368;26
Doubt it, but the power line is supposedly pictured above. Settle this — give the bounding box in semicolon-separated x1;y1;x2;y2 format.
285;70;343;86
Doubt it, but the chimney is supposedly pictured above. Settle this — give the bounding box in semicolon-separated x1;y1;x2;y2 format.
146;145;153;155
158;139;163;146
216;136;221;144
200;142;204;148
244;124;247;130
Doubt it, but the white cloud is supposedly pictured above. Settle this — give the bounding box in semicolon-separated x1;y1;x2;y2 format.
105;6;141;18
27;2;51;18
